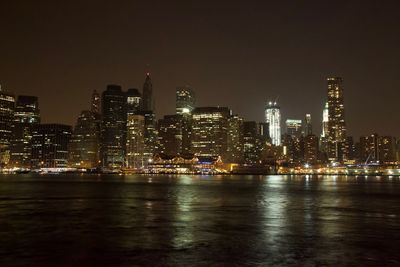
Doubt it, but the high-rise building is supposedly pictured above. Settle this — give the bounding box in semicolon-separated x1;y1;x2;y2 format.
0;86;15;166
320;102;329;154
227;115;243;163
176;86;195;114
101;85;126;170
126;88;141;115
286;119;302;138
304;134;319;164
10;96;40;168
126;114;146;169
243;121;261;164
69;111;100;169
265;101;281;146
142;73;154;112
379;136;396;164
327;77;347;162
157;114;184;156
304;114;312;136
191;107;231;160
31;124;71;168
359;134;379;163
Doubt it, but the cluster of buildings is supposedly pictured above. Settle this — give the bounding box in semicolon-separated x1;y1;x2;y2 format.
0;76;399;174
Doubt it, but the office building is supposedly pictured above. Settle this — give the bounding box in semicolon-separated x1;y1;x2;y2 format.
227;115;243;163
265;101;281;146
126;114;146;169
142;73;154;112
286;119;302;138
191;107;230;160
10;96;40;168
0;86;15;166
31;124;71;168
69;110;100;169
304;134;319;164
327;77;347;162
101;85;126;169
304;113;312;136
126;88;141;115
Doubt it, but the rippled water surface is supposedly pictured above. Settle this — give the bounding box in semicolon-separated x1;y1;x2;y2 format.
0;174;399;266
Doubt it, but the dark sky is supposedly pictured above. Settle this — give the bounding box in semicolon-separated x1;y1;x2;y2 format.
1;1;400;138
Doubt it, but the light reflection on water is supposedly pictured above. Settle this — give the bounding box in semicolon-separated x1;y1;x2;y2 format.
0;174;399;266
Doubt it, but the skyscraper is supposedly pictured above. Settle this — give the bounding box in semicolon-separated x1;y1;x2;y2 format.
304;113;312;136
265;101;281;146
227;115;244;163
286;119;302;138
101;85;126;170
10;95;40;168
0;86;15;166
69;110;100;169
176;86;195;114
327;77;347;162
31;124;72;168
126;114;145;169
126;88;142;115
142;73;154;112
191;107;231;160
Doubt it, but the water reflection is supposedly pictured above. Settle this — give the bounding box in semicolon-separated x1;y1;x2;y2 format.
0;174;399;266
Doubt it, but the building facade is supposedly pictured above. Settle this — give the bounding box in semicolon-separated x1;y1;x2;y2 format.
31;124;72;168
176;86;195;114
0;86;15;166
265;101;281;146
10;95;40;168
327;77;347;162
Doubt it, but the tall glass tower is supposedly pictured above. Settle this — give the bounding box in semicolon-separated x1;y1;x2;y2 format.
265;101;281;146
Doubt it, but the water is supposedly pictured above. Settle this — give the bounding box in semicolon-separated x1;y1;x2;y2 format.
0;174;399;266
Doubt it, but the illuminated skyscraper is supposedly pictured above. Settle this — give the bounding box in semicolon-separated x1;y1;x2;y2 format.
265;101;281;146
227;115;243;163
191;107;231;160
176;86;195;114
10;96;40;167
321;102;329;138
0;86;15;166
126;114;145;169
327;77;347;162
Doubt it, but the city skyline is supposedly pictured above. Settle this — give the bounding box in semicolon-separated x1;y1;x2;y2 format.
1;1;400;137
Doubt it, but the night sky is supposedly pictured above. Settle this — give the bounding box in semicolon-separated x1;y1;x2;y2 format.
1;1;399;138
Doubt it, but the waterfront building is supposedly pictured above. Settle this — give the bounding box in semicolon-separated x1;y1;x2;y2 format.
69;110;100;169
243;121;261;164
100;85;126;169
326;77;347;162
265;101;281;146
191;107;230;160
320;102;329;154
31;124;71;168
0;86;15;166
176;86;195;115
379;136;396;164
126;114;146;169
286;119;302;138
304;134;319;164
359;134;379;163
10;96;40;168
227;115;243;163
157;114;184;156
